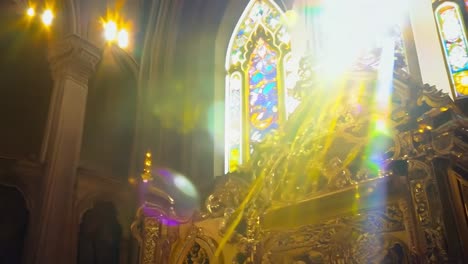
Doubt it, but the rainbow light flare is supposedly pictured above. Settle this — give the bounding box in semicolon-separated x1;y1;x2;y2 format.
365;35;395;173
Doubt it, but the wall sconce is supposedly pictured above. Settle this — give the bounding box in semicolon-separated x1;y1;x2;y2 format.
41;9;54;26
103;19;129;49
26;5;54;27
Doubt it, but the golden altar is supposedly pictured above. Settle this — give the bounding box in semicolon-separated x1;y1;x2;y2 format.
132;66;468;263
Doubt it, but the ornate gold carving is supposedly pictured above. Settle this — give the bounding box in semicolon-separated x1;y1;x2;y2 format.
184;242;209;264
261;206;407;263
410;179;431;226
398;199;421;256
141;47;468;262
417;84;452;109
171;226;223;264
142;217;160;264
204;175;250;218
236;77;396;205
141;151;153;182
132;203;183;264
201;73;465;262
407;160;449;262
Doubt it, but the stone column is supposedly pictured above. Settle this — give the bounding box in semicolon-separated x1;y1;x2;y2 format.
34;34;101;264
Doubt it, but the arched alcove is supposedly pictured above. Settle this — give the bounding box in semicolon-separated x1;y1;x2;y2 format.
0;185;29;264
77;201;122;264
0;0;53;159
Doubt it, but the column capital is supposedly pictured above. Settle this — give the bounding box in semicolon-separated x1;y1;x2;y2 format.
48;34;101;83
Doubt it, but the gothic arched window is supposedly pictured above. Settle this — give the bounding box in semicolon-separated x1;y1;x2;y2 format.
225;0;298;172
435;1;468;97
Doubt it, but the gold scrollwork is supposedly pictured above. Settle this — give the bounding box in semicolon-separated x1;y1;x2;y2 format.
171;226;224;264
142;217;160;264
261;205;408;263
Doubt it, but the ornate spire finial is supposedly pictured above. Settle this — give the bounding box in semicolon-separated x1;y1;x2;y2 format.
141;151;153;182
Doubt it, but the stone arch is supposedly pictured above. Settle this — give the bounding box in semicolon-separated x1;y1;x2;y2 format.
0;184;30;264
74;186;138;262
379;235;412;264
77;200;123;264
0;177;34;212
76;191;133;238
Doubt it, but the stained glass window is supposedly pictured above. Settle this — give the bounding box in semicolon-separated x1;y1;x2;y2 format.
435;1;468;97
248;38;280;144
225;0;296;172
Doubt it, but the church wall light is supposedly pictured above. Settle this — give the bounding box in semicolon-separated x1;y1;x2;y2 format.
102;18;130;49
104;21;118;41
41;9;54;26
26;7;35;17
117;29;129;49
25;4;54;27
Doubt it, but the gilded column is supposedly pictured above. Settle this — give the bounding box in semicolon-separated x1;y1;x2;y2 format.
34;34;101;264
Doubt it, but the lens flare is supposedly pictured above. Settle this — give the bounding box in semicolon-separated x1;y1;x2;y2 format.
173;175;198;198
153;168;200;218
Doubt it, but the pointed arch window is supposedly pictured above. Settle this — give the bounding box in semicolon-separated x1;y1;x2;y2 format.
225;0;298;173
435;1;468;97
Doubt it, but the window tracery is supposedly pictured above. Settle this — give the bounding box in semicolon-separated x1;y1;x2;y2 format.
435;1;468;97
225;0;295;172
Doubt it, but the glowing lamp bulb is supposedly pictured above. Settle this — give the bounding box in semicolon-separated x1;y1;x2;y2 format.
41;10;54;26
117;29;129;48
27;7;35;17
104;21;118;41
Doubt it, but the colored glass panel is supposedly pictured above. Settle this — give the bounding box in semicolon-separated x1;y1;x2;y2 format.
226;72;243;171
225;0;292;172
248;38;280;143
228;0;287;69
436;2;468;96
